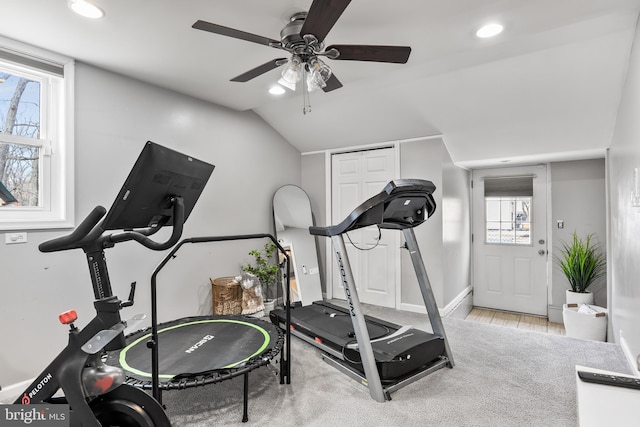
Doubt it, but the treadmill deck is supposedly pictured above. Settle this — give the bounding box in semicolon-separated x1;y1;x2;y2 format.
271;301;446;382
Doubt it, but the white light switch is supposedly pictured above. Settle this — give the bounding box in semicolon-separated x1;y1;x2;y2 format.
5;232;27;244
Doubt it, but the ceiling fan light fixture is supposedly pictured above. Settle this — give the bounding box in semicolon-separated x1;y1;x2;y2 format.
307;73;326;92
277;77;296;91
68;0;105;19
279;55;302;91
307;56;332;92
308;57;332;81
476;23;503;38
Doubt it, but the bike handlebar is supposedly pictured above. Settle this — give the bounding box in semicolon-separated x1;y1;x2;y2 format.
39;206;107;253
108;197;185;251
39;197;186;253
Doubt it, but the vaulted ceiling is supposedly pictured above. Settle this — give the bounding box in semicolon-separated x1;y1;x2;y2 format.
1;0;638;168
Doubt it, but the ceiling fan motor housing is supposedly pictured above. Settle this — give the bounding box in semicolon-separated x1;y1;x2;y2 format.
280;12;320;57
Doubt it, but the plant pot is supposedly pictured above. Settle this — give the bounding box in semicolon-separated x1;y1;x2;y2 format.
562;304;607;341
263;299;275;317
566;289;594;305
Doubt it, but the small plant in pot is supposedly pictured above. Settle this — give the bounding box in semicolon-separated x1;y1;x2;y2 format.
242;242;279;302
554;232;606;305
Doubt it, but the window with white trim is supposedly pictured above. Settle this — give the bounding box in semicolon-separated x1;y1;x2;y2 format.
0;38;74;230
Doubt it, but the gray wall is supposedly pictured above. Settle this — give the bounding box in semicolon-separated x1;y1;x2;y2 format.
301;153;327;293
0;63;300;388
549;159;607;322
608;15;640;371
400;138;471;310
441;145;472;307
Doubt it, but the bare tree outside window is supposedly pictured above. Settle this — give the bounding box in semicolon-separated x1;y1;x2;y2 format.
0;71;41;207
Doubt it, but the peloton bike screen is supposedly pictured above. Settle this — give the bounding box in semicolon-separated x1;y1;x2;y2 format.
102;141;215;231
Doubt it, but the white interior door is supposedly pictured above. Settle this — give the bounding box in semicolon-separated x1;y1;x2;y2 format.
472;165;548;316
331;148;397;307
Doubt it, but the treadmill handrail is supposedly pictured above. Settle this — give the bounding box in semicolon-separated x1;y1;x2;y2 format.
310;179;436;237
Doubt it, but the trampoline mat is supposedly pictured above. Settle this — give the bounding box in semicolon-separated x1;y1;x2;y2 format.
105;315;282;384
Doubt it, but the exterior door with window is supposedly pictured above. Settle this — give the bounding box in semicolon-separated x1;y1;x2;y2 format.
331;148;397;307
472;165;548;316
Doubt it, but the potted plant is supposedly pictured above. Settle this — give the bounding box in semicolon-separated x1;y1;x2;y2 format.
554;232;606;305
555;232;608;341
242;242;280;313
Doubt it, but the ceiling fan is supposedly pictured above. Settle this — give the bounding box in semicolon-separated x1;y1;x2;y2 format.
192;0;411;97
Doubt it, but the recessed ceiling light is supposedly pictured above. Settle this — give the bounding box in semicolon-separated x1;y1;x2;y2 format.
68;0;105;19
476;23;503;38
269;85;286;95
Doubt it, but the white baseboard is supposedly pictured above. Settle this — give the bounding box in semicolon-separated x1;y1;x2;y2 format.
441;286;473;317
398;286;473;317
619;331;640;376
398;301;426;314
0;378;33;403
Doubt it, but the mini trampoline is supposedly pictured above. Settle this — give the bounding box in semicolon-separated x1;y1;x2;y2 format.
106;315;283;389
106;233;292;422
106;315;283;422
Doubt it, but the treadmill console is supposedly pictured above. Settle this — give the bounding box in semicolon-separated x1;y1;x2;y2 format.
310;178;436;236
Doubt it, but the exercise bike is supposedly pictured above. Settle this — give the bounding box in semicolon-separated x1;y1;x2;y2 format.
13;141;214;426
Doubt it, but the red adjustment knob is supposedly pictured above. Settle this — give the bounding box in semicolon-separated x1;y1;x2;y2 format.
59;310;78;325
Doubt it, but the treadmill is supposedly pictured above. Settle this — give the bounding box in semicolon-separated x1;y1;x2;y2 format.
270;179;454;402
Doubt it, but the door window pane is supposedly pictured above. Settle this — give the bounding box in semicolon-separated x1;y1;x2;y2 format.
485;197;531;245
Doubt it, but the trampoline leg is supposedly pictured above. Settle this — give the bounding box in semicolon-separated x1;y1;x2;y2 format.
242;372;249;423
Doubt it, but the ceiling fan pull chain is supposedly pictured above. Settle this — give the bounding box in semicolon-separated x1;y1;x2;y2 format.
303;68;311;115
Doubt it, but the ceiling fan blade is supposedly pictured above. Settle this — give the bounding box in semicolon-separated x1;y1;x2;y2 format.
322;74;343;92
230;58;288;82
300;0;351;42
327;45;411;63
193;20;281;48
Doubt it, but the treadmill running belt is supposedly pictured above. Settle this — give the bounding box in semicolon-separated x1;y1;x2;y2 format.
271;301;446;382
288;302;392;347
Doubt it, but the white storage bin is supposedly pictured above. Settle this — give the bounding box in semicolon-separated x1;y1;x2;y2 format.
562;304;607;341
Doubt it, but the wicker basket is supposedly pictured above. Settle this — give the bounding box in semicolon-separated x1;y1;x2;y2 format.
210;276;242;315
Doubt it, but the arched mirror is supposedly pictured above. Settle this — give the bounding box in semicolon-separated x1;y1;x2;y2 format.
273;185;323;306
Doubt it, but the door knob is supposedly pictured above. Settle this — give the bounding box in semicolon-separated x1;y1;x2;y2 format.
538;249;546;255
